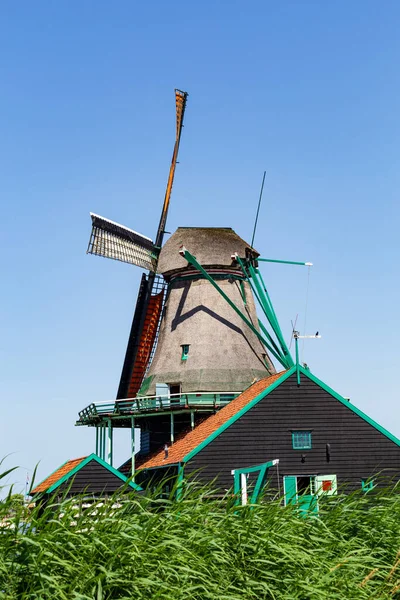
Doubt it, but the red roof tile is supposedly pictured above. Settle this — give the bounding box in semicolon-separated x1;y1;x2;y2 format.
138;371;287;470
31;456;87;494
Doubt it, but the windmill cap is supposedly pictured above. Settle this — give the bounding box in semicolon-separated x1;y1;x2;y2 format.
157;227;259;276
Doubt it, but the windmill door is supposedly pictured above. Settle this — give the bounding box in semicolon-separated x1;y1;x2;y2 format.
169;384;181;406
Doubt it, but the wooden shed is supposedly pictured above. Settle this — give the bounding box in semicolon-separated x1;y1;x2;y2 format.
31;453;142;499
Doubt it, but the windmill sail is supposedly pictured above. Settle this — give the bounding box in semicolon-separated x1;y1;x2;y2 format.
117;89;188;398
155;89;188;247
87;213;158;272
117;274;166;398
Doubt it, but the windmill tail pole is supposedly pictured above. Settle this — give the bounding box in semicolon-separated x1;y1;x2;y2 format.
155;89;188;248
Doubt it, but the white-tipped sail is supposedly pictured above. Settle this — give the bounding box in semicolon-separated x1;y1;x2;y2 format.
87;213;158;272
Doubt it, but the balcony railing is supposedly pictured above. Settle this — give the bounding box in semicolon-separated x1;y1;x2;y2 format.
77;392;240;424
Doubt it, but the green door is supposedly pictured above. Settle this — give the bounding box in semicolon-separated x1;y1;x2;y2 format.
284;476;318;515
297;494;318;515
283;476;297;506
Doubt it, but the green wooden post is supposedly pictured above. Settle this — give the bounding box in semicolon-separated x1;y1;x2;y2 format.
107;419;113;465
295;337;300;386
190;411;194;430
176;463;184;500
95;426;99;456
102;423;106;461
98;424;103;459
131;416;135;481
170;412;174;444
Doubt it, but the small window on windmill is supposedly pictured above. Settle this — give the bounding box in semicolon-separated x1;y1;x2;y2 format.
181;344;190;361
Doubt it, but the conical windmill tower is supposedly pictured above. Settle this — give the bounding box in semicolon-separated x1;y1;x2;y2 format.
140;226;276;397
81;89;295;465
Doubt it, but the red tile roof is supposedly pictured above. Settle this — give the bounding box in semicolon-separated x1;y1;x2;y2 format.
31;456;87;494
138;371;287;470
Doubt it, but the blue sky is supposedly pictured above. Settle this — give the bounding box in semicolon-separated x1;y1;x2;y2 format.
1;1;400;492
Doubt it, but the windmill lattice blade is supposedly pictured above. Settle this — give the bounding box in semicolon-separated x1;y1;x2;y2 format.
87;213;158;271
117;274;166;399
175;89;187;140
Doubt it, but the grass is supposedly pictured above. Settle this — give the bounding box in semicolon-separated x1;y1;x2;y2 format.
1;471;400;599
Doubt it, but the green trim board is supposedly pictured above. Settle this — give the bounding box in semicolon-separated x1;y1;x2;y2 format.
180;248;291;370
44;454;143;494
182;366;400;464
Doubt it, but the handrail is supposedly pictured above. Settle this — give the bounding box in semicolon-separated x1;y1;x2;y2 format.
77;391;240;422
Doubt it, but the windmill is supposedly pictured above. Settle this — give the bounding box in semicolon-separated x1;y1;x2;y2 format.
87;89;188;400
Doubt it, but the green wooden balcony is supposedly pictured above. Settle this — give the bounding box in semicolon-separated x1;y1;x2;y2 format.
77;392;239;426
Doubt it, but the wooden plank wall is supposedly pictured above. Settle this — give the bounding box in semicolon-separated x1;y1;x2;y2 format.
185;373;400;493
57;460;130;495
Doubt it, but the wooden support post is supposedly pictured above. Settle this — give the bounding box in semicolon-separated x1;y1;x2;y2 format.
102;423;106;461
190;411;195;430
131;416;135;482
107;419;113;465
170;412;174;444
295;337;301;387
99;424;103;459
95;426;99;456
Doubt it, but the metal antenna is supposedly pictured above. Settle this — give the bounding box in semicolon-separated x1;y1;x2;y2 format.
251;170;266;248
289;314;298;350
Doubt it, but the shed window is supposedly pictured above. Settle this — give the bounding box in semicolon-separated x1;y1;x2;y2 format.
181;345;190;361
292;431;312;450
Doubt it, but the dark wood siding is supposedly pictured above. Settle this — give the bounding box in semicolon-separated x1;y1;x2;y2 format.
57;460;131;495
185;373;400;493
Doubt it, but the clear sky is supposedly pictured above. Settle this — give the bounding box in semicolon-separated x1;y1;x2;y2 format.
1;1;400;493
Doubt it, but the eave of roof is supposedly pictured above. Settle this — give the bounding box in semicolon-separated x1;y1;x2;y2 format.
31;456;87;494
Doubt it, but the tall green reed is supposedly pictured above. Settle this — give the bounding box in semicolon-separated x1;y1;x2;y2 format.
1;467;400;599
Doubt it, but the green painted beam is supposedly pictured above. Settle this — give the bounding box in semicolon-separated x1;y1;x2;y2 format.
176;463;184;501
258;320;283;357
180;247;279;361
107;419;113;466
131;416;135;482
258;258;312;267
248;264;293;367
234;254;291;367
232;460;277;505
